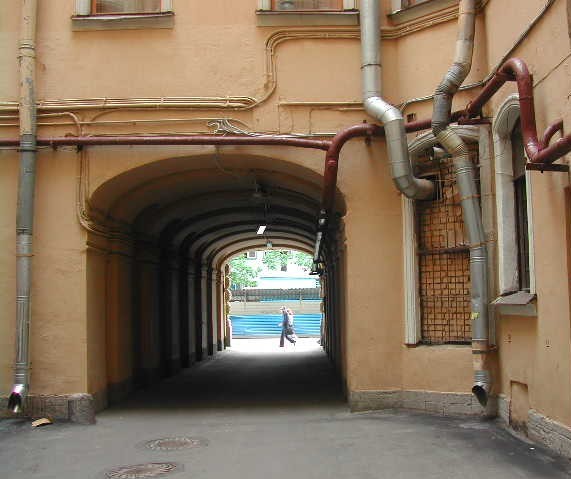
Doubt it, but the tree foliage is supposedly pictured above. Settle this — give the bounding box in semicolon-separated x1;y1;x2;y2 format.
262;250;313;271
229;255;260;289
293;251;313;271
263;250;293;271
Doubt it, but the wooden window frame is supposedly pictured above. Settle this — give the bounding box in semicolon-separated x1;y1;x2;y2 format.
270;0;344;11
90;0;172;15
75;0;173;16
257;0;357;11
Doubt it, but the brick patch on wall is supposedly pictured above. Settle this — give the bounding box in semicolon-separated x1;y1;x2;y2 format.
349;389;494;417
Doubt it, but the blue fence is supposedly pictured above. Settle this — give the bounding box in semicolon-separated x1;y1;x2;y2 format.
230;314;322;338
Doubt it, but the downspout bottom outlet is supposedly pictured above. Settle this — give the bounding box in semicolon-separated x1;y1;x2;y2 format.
472;381;490;407
7;384;26;413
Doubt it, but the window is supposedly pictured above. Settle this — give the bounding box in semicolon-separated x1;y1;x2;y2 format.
92;0;163;14
414;147;479;345
491;95;536;316
272;0;343;10
247;251;258;259
256;0;359;25
402;126;486;346
73;0;174;30
511;121;531;292
389;0;456;26
493;95;536;298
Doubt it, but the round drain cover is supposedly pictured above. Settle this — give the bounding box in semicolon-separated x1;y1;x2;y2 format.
144;437;208;451
105;462;180;478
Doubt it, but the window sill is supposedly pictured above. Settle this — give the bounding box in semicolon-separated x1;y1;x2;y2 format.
492;291;537;317
71;12;174;31
256;10;359;26
389;0;458;26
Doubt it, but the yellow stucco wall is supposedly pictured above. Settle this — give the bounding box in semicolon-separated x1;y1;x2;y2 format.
0;0;569;429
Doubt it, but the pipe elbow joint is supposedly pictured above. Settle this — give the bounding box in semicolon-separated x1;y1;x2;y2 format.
364;97;403;124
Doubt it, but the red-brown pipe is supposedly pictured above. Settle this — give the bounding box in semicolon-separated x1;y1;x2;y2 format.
540;119;564;150
322;123;384;213
0;135;332;151
463;58;571;164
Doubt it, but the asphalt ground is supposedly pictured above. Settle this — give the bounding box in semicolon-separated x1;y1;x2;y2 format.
1;338;570;479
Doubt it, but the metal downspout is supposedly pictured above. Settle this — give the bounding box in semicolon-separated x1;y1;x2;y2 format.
360;0;433;200
8;0;38;414
431;0;491;405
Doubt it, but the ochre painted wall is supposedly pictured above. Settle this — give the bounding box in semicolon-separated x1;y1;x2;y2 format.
0;1;569;433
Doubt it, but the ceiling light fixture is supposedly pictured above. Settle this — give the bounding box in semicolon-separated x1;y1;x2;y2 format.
257;225;267;235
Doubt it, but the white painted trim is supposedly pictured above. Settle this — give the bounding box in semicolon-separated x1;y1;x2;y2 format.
76;0;173;15
404;126;482;345
75;0;91;15
402;197;421;344
492;94;536;295
391;0;402;12
258;0;272;10
343;0;358;10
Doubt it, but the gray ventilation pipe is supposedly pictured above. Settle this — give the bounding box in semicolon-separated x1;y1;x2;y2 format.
360;0;433;200
8;0;38;414
431;0;490;406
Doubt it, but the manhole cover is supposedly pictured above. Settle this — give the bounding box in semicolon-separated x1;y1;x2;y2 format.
104;462;180;478
143;437;208;451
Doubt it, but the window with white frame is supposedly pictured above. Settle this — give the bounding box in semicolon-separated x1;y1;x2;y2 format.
75;0;173;16
272;0;342;10
257;0;357;11
493;95;536;300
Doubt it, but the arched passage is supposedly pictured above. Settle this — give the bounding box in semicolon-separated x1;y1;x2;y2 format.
85;152;346;408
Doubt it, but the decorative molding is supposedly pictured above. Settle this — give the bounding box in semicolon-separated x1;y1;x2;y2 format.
71;13;175;32
0;3;470;114
389;0;457;25
492;94;536;296
256;11;359;27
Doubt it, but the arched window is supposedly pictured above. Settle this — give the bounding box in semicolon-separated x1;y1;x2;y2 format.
492;95;536;315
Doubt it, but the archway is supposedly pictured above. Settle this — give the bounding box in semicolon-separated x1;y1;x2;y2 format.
84;152;346;409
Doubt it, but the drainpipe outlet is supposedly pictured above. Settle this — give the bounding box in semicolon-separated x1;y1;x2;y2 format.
7;384;26;413
472;370;490;407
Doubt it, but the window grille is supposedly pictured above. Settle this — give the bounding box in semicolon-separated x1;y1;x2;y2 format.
415;146;480;344
272;0;343;11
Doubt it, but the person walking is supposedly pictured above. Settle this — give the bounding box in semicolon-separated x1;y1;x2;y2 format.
279;306;297;347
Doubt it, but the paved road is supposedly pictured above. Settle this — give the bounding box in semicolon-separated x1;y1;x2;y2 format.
1;338;570;479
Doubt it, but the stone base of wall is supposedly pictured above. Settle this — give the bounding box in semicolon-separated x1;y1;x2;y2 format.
527;410;571;459
0;393;96;424
349;389;496;417
481;394;571;459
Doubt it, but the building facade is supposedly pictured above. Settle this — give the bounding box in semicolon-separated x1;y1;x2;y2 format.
1;0;571;457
